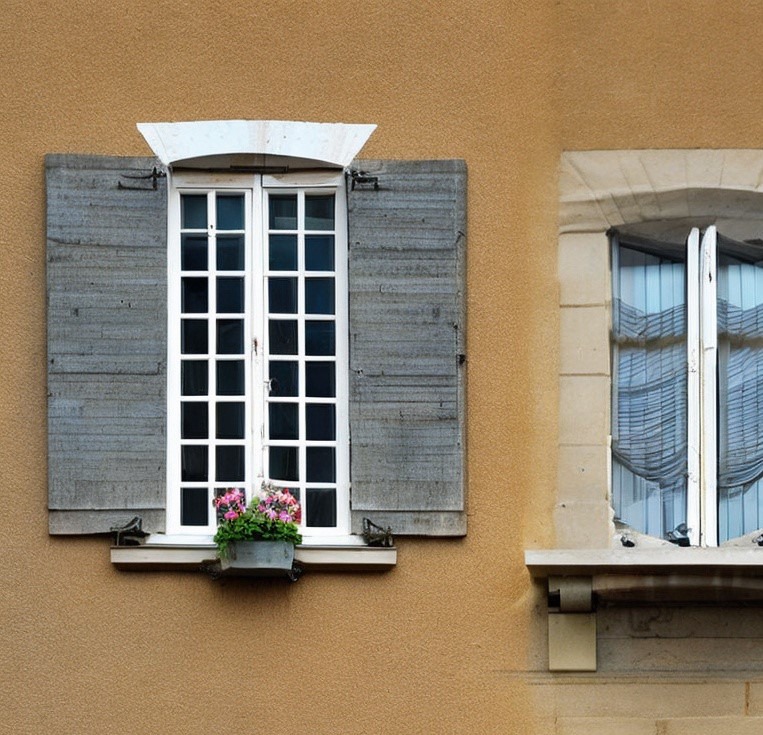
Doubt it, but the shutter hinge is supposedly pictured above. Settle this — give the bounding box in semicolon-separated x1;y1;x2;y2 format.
118;167;166;191
110;516;149;546
348;169;379;191
362;518;394;547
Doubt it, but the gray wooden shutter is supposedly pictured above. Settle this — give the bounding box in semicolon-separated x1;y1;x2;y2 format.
47;155;167;534
348;159;467;535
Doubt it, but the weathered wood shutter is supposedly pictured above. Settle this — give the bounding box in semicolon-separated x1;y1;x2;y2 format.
348;159;467;535
47;155;167;534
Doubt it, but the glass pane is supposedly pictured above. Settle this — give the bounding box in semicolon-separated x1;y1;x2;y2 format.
181;235;207;271
217;319;243;354
181;445;208;481
182;360;208;396
181;195;207;230
181;402;208;439
269;361;298;397
269;320;298;355
270;446;299;481
269;277;297;314
269;234;298;271
181;277;208;313
181;487;208;526
305;195;335;230
306;321;335;355
216;446;245;482
216;194;244;231
181;320;208;355
269;403;298;440
216;403;245;439
306;404;335;440
217;277;244;313
269;195;297;230
306;278;334;315
307;447;335;482
217;235;245;271
306;362;335;397
306;488;336;527
305;235;334;271
217;360;245;396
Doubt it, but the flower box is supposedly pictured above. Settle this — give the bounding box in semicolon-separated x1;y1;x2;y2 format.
219;540;295;575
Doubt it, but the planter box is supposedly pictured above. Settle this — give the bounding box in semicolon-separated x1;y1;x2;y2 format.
219;540;296;577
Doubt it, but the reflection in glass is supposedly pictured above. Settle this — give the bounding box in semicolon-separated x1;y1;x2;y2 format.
216;446;245;481
306;362;335;397
181;402;208;439
269;277;297;314
306;321;335;355
305;235;334;271
181;487;208;526
269;320;298;355
181;446;208;481
182;320;208;354
269;361;298;396
182;360;208;396
269;234;298;271
305;195;335;230
217;319;244;354
217;277;244;313
306;278;334;314
216;403;245;439
270;446;299;481
216;194;245;231
307;447;335;482
269;403;298;440
181;235;207;271
306;404;335;440
182;277;208;313
306;488;336;527
217;360;245;395
217;235;245;271
269;195;297;230
181;195;207;230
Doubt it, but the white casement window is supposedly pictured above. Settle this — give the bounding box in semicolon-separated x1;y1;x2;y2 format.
166;171;349;537
612;225;763;547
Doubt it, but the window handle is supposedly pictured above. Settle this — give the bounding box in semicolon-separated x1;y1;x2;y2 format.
266;378;279;394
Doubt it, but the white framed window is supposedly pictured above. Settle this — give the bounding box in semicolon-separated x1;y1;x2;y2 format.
166;170;350;537
612;224;763;547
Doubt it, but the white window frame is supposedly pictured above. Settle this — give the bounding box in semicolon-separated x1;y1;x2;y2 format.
166;169;350;539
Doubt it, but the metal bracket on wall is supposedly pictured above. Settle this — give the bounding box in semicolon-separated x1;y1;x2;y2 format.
117;167;166;191
348;169;379;191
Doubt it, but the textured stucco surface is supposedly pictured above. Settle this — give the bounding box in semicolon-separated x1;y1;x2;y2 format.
5;1;763;733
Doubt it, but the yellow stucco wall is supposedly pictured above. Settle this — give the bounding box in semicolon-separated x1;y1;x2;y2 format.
5;1;763;733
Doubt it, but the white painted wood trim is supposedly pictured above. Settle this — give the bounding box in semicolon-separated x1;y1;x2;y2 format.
138;120;376;168
686;227;701;545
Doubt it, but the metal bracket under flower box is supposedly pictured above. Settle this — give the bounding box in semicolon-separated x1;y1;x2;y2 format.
210;540;302;582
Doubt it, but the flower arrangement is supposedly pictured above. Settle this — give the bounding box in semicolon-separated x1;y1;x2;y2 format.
212;484;302;558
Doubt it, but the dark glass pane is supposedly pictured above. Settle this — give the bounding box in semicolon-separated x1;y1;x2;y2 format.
182;320;208;354
181;402;208;439
181;446;208;481
307;447;335;482
306;488;336;527
217;360;245;396
181;195;207;230
182;277;208;313
269;277;297;314
269;194;297;230
305;195;335;230
269;234;298;271
306;404;335;440
216;446;245;482
269;403;298;440
269;320;298;355
216;194;244;231
182;360;208;396
217;319;243;354
181;235;207;271
270;446;299;481
217;277;244;313
306;362;335;397
181;487;208;526
217;235;245;271
306;321;335;355
216;403;245;439
306;278;334;315
305;235;334;271
269;361;298;397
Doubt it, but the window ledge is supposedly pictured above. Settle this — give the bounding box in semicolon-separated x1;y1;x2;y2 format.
525;547;763;602
111;541;396;572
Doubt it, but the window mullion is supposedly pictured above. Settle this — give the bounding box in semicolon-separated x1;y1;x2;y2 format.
686;227;702;546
